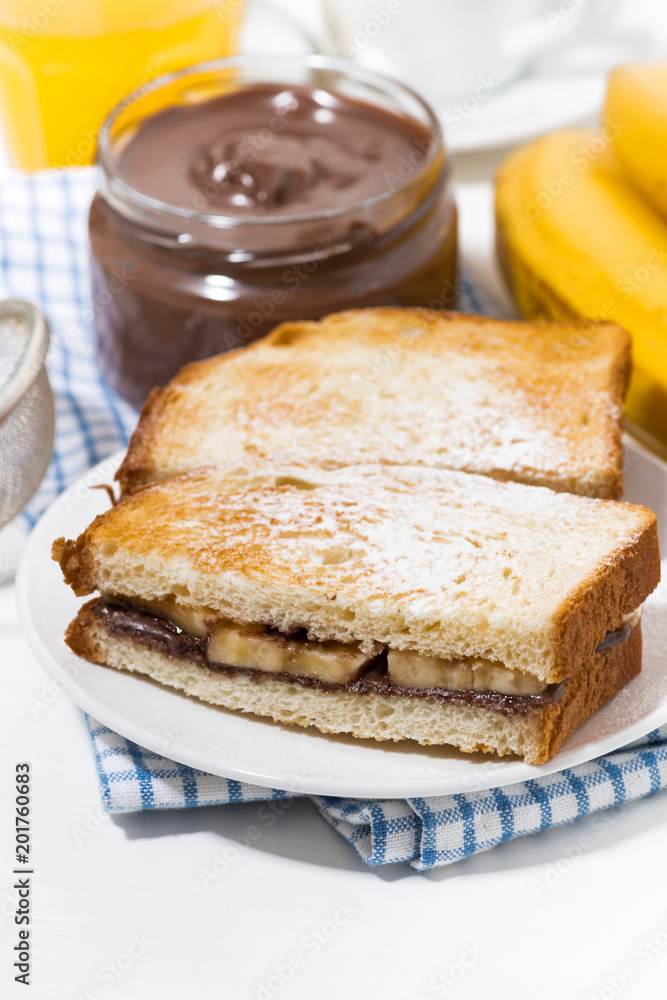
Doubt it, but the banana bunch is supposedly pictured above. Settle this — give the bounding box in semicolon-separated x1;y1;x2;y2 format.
606;64;667;220
495;63;667;446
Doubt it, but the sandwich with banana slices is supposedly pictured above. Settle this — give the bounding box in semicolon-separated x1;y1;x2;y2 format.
53;462;660;765
117;308;631;499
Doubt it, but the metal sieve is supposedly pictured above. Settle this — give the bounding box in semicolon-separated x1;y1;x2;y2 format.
0;300;54;529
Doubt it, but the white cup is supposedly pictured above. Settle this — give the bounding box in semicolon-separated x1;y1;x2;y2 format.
322;0;614;102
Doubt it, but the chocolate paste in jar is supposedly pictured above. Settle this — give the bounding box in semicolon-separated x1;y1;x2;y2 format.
90;72;458;408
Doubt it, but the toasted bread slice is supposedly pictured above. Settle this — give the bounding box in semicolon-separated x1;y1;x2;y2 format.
117;308;631;498
54;462;659;684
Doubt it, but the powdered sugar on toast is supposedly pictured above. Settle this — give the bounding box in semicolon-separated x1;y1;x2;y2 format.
56;462;659;683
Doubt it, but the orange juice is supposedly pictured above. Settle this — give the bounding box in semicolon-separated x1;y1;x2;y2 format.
0;0;244;170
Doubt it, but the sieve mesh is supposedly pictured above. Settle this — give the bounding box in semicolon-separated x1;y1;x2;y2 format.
0;308;54;528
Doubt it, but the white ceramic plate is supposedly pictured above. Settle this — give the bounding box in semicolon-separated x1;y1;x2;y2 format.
440;70;607;154
243;0;655;154
16;438;667;798
439;4;660;154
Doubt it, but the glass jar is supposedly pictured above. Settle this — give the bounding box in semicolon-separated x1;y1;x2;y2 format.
90;54;458;408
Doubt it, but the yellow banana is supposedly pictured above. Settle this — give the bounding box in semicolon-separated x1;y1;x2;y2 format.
495;128;667;444
605;62;667;220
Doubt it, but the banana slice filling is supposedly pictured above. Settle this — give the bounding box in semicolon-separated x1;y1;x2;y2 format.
207;620;378;685
114;596;639;697
135;596;215;638
386;649;545;695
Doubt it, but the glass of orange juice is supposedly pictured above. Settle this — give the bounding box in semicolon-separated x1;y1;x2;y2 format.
0;0;244;170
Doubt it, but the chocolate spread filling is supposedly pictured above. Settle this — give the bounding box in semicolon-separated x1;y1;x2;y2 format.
595;620;633;652
89;598;584;717
92;598;637;715
97;601;209;662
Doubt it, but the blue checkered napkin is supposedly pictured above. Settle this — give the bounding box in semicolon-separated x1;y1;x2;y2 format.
9;168;666;869
87;718;667;870
85;718;295;812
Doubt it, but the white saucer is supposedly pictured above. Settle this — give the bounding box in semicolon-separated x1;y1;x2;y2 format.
15;437;667;799
440;1;659;153
441;69;607;153
247;0;659;154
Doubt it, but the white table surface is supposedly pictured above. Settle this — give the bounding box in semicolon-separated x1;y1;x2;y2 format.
3;2;667;997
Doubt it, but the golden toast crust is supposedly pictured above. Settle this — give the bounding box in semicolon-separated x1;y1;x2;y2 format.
53;463;659;683
116;308;631;498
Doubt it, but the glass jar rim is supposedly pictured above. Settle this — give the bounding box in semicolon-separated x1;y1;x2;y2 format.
96;52;446;232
